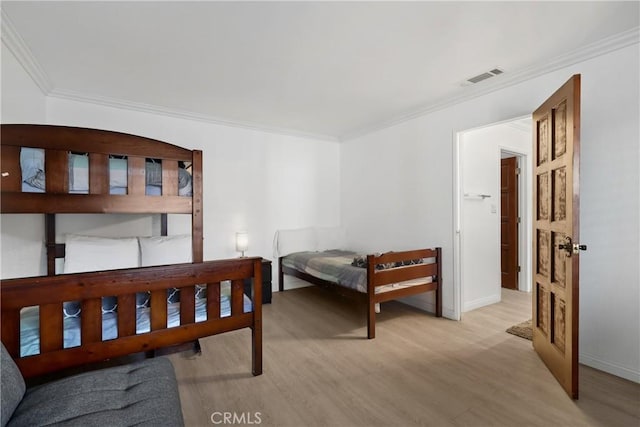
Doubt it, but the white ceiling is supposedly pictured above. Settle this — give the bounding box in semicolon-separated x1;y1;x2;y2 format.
2;1;638;141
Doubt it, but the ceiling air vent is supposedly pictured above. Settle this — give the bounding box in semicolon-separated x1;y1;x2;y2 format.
463;67;505;86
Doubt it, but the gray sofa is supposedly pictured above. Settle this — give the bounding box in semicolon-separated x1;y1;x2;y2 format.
1;343;184;426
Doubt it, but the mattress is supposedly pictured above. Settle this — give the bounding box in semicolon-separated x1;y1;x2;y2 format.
282;250;433;295
282;250;368;293
19;284;252;357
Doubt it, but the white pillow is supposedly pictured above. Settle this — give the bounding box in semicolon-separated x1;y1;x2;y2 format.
273;227;317;258
315;227;346;251
139;234;192;267
63;234;140;274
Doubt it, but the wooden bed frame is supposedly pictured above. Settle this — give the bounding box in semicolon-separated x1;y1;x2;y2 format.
0;124;262;378
279;247;442;339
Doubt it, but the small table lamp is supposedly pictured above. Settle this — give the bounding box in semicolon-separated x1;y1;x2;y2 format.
236;231;248;257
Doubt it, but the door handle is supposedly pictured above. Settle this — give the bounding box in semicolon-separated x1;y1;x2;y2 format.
558;236;587;257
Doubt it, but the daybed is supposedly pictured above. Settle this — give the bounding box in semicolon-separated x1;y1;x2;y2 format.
1;342;184;426
274;227;442;339
0;124;262;379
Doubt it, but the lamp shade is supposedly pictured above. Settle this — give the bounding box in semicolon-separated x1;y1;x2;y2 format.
236;231;249;254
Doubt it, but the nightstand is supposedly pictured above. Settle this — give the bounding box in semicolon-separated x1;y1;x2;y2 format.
244;258;272;304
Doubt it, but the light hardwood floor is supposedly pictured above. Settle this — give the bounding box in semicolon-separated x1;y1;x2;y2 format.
169;287;640;426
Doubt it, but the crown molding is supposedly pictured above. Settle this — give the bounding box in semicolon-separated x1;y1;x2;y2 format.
1;9;53;95
48;89;339;143
2;8;337;142
341;26;640;141
506;120;531;133
3;5;636;144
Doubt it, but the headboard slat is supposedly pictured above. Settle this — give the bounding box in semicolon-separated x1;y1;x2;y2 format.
162;160;178;196
0;145;22;192
45;149;69;193
150;290;168;331
39;303;64;352
81;298;103;345
231;279;244;316
117;294;137;337
89;153;109;194
180;286;196;325
127;156;146;196
207;282;221;320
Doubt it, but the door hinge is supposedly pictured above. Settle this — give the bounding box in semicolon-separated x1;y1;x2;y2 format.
517;266;521;272
516;167;521;175
517;217;521;224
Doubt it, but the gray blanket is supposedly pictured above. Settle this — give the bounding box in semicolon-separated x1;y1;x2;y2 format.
282;250;368;293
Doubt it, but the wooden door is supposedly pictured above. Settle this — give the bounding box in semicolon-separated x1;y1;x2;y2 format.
501;156;519;290
532;74;582;399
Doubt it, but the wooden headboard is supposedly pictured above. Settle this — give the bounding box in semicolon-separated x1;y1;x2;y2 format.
0;124;204;273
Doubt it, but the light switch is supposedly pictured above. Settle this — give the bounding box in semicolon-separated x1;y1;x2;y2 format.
490;204;497;213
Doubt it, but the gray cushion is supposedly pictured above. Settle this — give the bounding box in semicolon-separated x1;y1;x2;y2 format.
8;357;184;427
1;343;26;427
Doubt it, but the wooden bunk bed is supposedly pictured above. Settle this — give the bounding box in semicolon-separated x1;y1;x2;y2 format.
0;124;262;379
276;228;441;339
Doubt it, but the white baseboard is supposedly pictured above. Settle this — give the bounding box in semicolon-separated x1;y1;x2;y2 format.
442;307;457;320
580;353;640;383
400;294;435;314
463;294;501;312
398;294;457;320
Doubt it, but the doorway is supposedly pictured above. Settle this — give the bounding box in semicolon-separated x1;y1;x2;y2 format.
454;116;532;318
501;153;519;290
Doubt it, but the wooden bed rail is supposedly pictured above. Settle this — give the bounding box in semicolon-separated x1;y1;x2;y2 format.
1;257;263;378
366;248;441;338
367;248;439;289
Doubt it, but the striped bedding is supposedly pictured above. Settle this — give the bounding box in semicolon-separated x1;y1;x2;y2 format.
282;250;368;293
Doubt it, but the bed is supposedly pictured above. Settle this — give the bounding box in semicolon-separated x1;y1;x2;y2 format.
274;227;442;338
0;124;263;379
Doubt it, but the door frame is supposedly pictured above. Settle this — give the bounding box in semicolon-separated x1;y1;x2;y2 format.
453;115;532;320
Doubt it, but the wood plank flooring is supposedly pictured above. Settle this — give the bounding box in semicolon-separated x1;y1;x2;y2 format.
169;287;640;426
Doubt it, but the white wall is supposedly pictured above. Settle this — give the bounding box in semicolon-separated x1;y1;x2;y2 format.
460;123;531;312
341;44;639;382
1;43;48;279
341;116;454;315
0;56;341;281
1;41;46;123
